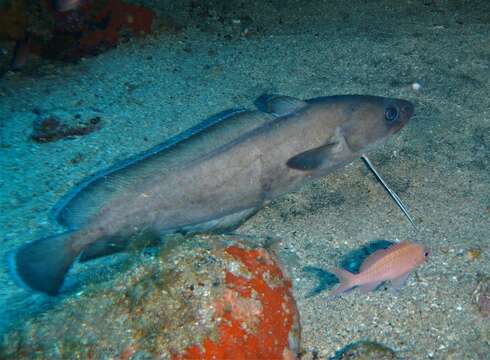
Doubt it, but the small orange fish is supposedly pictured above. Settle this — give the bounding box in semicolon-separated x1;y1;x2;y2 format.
329;241;430;297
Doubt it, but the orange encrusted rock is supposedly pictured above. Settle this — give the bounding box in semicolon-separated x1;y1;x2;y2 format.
173;244;301;360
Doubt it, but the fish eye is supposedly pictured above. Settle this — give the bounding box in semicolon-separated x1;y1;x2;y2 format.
384;106;399;122
424;251;430;257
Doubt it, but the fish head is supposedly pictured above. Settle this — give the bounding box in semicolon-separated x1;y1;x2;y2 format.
285;95;413;172
410;242;431;265
338;95;414;153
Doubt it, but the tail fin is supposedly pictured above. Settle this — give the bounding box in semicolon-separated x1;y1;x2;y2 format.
329;267;357;298
7;231;80;296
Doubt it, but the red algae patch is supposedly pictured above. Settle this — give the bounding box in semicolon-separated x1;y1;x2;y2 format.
46;0;155;60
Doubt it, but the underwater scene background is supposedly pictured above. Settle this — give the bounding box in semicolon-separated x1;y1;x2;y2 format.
0;0;489;358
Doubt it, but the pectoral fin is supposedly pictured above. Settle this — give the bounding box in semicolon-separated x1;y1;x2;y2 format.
287;128;352;171
390;271;410;294
286;143;338;170
359;281;382;294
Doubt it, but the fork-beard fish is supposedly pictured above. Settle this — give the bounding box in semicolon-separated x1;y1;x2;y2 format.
7;94;414;295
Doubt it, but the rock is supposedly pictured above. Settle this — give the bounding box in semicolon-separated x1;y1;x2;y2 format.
466;248;481;261
31;109;102;142
472;274;490;318
0;234;301;359
0;0;27;41
334;340;397;360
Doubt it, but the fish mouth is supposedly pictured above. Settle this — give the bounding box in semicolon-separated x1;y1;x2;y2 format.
401;100;415;120
390;119;406;135
390;100;414;134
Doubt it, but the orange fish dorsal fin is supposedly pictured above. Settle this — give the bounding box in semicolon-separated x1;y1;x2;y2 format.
360;242;410;272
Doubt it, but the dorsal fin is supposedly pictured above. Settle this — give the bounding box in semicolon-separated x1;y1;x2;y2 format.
51;109;276;228
385;241;410;251
254;94;308;117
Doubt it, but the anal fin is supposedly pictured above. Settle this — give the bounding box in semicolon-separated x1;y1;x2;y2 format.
79;229;161;262
177;207;260;235
359;281;382;294
79;237;129;262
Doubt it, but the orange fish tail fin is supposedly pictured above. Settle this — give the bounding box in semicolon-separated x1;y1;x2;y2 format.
329;267;356;298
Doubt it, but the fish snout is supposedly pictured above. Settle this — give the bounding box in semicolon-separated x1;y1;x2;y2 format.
399;100;414;120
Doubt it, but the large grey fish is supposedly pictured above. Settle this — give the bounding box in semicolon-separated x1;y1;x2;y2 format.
8;94;414;295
